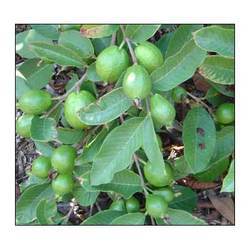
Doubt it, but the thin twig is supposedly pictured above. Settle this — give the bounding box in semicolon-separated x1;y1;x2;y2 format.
133;154;148;195
187;92;213;115
150;216;156;225
120;25;138;64
111;32;117;45
145;97;150;113
43;70;88;118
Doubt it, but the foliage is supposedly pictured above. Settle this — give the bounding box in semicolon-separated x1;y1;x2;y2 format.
16;24;234;225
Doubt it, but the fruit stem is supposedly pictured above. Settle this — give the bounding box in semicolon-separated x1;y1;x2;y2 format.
43;69;88;118
145;97;150;113
118;40;125;50
150;216;156;225
120;25;138;64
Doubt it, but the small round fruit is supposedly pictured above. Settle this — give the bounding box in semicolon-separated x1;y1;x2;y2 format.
51;145;77;174
19;90;52;115
32;156;51;178
135;41;163;73
150;94;176;126
215;103;235;124
172;86;187;103
96;45;129;82
146;194;168;218
16;113;34;138
154;187;174;203
64;90;96;129
52;174;74;195
109;199;126;212
144;162;174;187
125;197;140;213
123;64;152;99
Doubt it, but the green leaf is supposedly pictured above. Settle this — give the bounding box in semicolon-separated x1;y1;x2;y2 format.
16;183;54;224
76;127;110;165
183;107;216;173
16;30;51;58
31;25;59;40
194;26;234;58
57;127;85;145
169;185;197;212
207;80;234;97
92;36;112;55
211;126;235;163
16;71;31;99
221;159;234;193
125;24;160;43
173;156;193;180
90;117;145;185
30;42;85;67
58;30;94;59
195;157;230;182
95;170;142;199
48;102;63;123
73;171;99;206
199;56;234;85
167;208;207;225
36;199;57;225
152;39;206;92
155;32;174;55
166;24;203;58
86;63;101;82
142;115;166;173
34;141;54;157
80;25;119;38
195;126;234;181
79;88;133;125
82;210;125;225
18;58;53;89
19;174;47;192
31;116;57;142
111;213;145;225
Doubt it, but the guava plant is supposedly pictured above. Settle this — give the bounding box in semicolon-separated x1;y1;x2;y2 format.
16;24;235;225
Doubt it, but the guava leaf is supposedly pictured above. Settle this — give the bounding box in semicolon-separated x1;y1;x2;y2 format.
152;39;206;92
16;71;31;99
95;170;142;199
16;183;54;224
166;24;203;58
199;56;234;85
207;80;234;97
155;31;174;55
58;30;94;59
36;199;57;225
166;208;207;225
30;42;85;67
79;88;133;125
169;185;197;212
80;25;119;38
90;117;145;185
31;117;57;142
111;213;145;225
57;127;85;145
142;114;166;174
18;58;53;89
34;141;54;157
75;127;111;165
31;25;59;40
73;171;100;206
221;159;235;193
194;25;234;58
82;210;125;225
86;63;101;82
183;107;216;173
16;30;51;58
173;156;193;180
125;24;160;43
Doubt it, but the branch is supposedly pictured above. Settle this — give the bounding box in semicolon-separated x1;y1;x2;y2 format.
120;25;138;64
